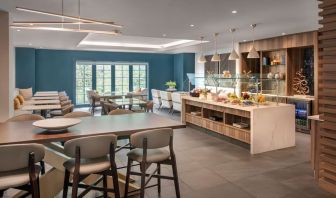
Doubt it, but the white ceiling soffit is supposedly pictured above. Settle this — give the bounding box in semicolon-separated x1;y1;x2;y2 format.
77;33;205;52
1;0;319;53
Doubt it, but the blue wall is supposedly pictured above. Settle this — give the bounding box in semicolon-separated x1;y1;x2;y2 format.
173;53;195;91
16;48;195;103
16;48;36;92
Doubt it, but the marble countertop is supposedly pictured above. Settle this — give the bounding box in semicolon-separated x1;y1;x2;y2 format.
182;96;293;112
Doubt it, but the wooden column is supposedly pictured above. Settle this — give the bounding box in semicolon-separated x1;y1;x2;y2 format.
0;10;14;122
317;0;336;195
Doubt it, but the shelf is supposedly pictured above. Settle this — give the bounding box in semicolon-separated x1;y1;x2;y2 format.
226;124;250;133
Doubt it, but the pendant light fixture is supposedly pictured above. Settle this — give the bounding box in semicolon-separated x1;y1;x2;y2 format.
211;33;220;62
247;24;259;59
228;28;239;60
11;0;122;35
198;36;207;63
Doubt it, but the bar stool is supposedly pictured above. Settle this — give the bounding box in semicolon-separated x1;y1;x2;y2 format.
124;128;180;198
62;135;120;198
0;143;45;198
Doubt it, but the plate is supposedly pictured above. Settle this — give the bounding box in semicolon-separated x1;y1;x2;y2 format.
33;118;81;130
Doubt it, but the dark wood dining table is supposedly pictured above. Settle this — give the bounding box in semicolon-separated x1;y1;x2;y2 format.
0;113;185;197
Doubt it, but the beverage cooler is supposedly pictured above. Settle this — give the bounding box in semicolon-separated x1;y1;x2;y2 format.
287;97;313;134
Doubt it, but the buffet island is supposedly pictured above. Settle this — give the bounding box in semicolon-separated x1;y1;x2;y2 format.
181;95;296;154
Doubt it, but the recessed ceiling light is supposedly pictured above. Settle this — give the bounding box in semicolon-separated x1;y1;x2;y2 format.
162;34;167;37
16;29;21;32
39;47;43;48
28;43;32;46
243;40;247;42
189;24;195;27
282;32;286;35
29;23;33;26
232;10;237;14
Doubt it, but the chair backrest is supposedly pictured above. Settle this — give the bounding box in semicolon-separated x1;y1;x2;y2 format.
86;90;95;105
102;102;119;115
64;135;117;159
62;104;74;115
131;128;173;149
7;114;45;122
64;111;91;118
61;100;71;107
60;96;69;102
0;143;45;172
171;93;182;103
108;109;133;115
151;89;160;98
160;91;172;101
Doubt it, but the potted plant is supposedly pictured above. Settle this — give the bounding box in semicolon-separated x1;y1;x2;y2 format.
165;80;177;89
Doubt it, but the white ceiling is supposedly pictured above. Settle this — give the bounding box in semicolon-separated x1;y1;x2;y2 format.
0;0;320;53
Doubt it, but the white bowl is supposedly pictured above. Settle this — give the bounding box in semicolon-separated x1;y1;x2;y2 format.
33;118;81;130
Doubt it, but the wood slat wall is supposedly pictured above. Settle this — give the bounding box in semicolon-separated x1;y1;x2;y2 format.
318;0;336;195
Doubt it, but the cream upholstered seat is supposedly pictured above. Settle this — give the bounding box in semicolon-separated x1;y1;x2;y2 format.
63;111;91;118
50;104;74;117
124;128;180;198
102;101;119;115
63;157;110;175
7;114;44;122
127;148;170;163
62;134;120;198
0;143;45;197
108;109;133;115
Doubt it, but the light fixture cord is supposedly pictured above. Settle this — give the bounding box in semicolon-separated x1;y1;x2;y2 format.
214;34;217;54
78;0;81;30
61;0;64;28
200;37;204;55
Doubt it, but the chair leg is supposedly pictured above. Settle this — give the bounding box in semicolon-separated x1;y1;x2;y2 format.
111;161;120;198
157;163;161;195
124;159;132;198
103;172;108;198
40;161;45;175
62;170;70;198
31;177;40;198
71;172;79;198
140;163;146;198
172;158;181;198
0;190;4;197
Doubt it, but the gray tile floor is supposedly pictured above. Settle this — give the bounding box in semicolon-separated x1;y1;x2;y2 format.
5;107;334;198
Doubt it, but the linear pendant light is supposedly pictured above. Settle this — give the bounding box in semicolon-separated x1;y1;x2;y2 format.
247;24;259;59
198;36;207;63
11;0;122;35
211;33;220;62
228;28;239;60
15;7;122;28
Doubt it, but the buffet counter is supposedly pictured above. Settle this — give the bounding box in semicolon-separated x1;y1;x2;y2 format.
181;96;296;154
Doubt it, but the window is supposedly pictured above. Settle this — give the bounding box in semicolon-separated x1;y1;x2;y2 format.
96;65;112;94
132;64;147;90
115;65;130;94
75;64;93;105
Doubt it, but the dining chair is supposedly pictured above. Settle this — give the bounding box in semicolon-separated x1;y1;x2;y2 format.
151;89;162;110
7;114;45;122
87;90;101;114
108;109;133;152
59;91;67;97
0;143;45;198
108;109;133;115
59;96;70;102
60;100;72;107
50;104;74;117
124;128;180;198
62;135;120;198
6;114;46;175
171;92;184;114
101;101;119;115
160;91;173;113
63;111;91;118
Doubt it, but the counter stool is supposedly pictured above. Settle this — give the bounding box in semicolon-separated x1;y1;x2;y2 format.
0;143;45;198
6;115;46;175
124;128;180;198
62;135;120;198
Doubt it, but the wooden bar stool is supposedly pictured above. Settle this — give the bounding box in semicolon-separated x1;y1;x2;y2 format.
62;134;120;198
124;128;180;198
0;143;45;198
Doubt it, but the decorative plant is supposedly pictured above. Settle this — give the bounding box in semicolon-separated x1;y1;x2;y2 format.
165;80;177;88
